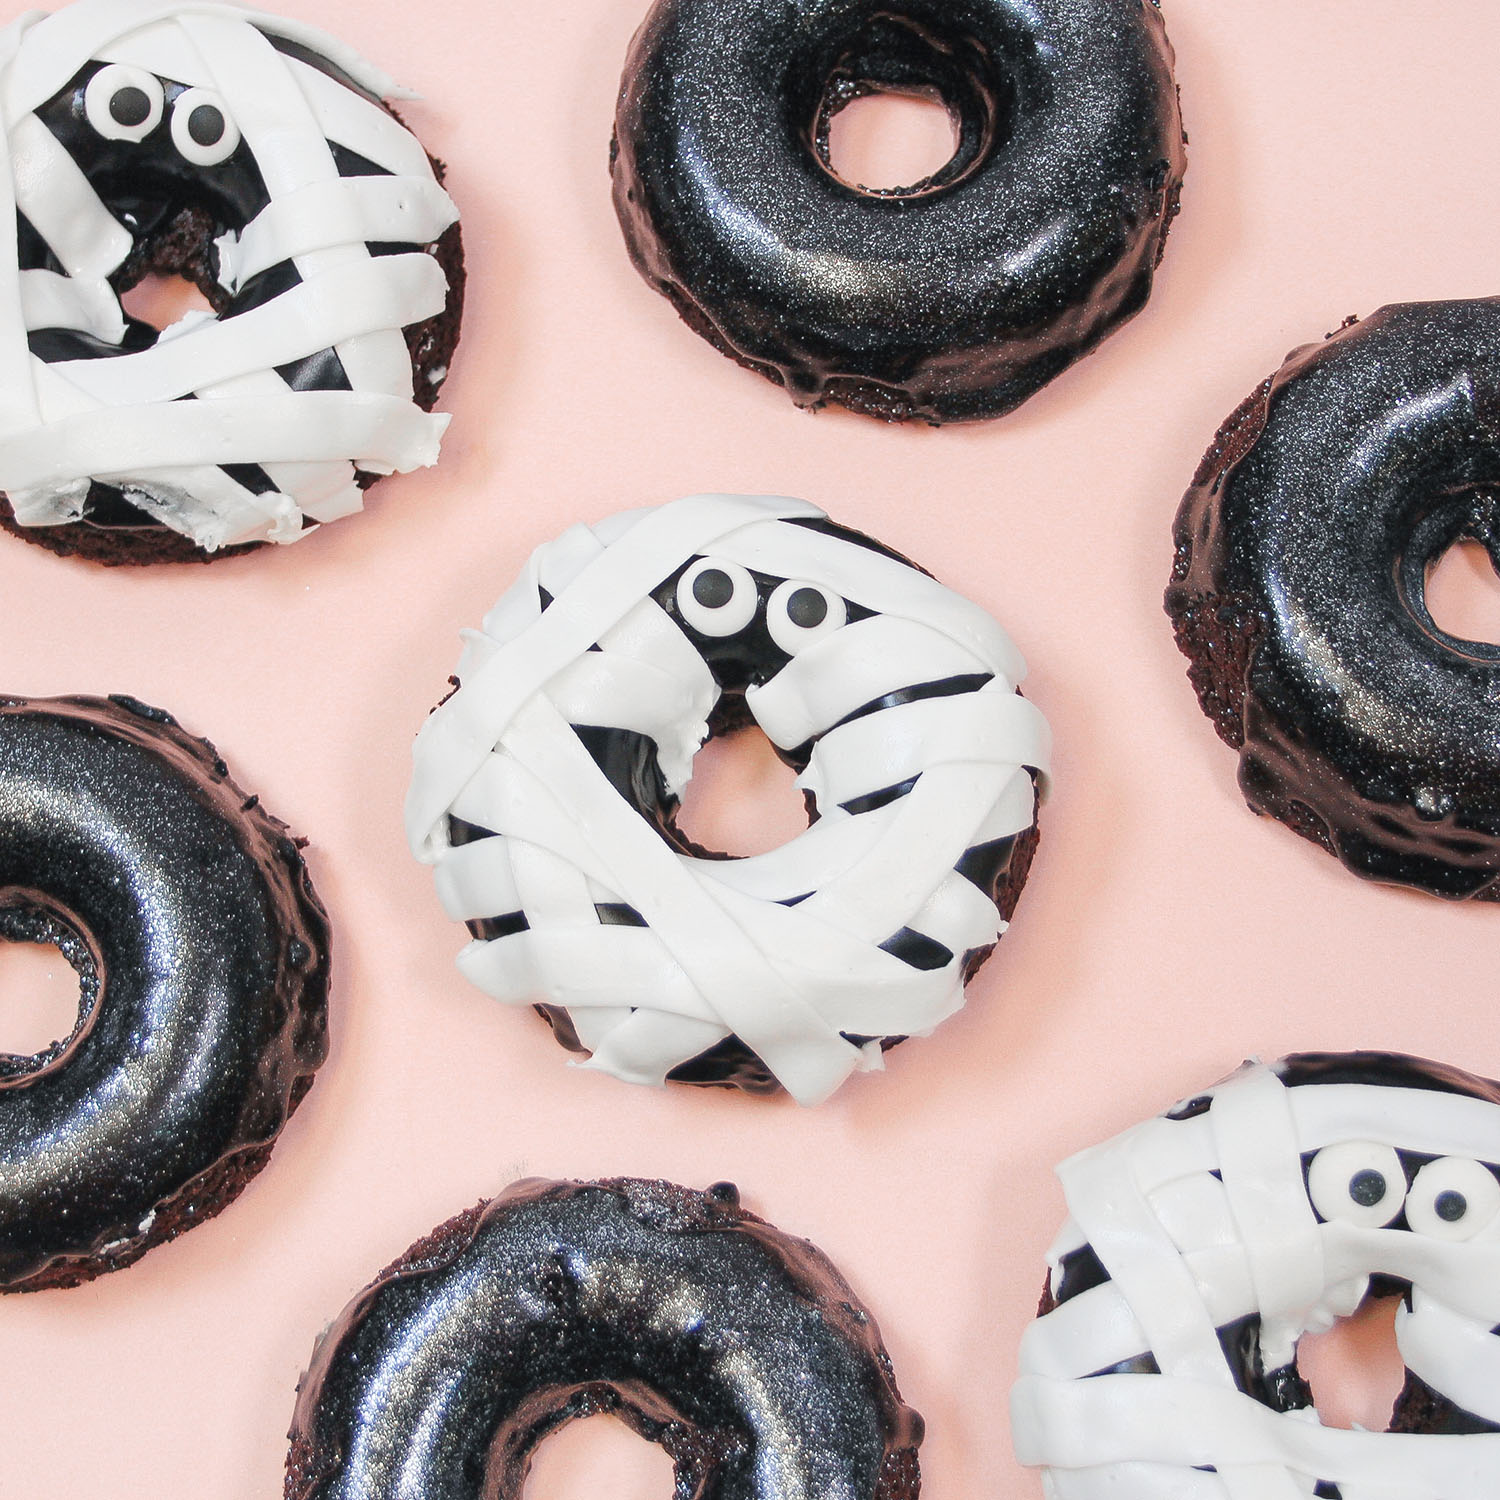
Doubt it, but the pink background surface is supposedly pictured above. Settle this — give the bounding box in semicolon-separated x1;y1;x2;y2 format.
4;0;1500;1493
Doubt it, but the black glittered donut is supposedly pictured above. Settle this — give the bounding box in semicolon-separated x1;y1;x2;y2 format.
612;0;1186;424
0;695;330;1292
285;1178;922;1500
1167;299;1500;901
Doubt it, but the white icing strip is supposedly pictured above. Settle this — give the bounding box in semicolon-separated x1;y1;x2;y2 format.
9;111;130;277
1056;1140;1232;1385
1209;1066;1327;1366
0;0;459;546
46;254;444;405
218;175;456;289
1398;1291;1500;1427
1013;1374;1500;1494
284;54;434;178
19;267;123;341
0;389;445;490
0;18;37;440
1015;1061;1500;1498
409;495;1047;1103
747;613;995;748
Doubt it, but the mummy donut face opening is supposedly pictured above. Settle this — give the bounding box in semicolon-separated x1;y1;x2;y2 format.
0;1;462;554
406;495;1051;1106
1013;1053;1500;1500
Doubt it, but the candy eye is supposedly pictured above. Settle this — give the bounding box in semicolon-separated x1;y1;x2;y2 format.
84;64;164;143
1307;1142;1407;1227
766;579;847;655
1406;1158;1500;1242
170;88;240;166
676;558;758;637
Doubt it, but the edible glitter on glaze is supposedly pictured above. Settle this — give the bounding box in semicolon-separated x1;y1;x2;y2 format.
612;0;1186;423
285;1178;923;1500
1167;299;1500;900
0;694;329;1291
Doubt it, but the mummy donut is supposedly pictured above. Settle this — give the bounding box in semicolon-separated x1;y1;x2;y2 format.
406;494;1051;1106
285;1178;922;1500
0;0;463;563
1012;1052;1500;1498
0;694;328;1291
612;0;1185;423
1167;300;1500;899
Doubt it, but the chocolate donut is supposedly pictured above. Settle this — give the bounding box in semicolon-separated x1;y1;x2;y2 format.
0;0;464;564
1013;1052;1500;1497
0;694;329;1292
611;0;1185;424
1167;300;1500;900
406;494;1051;1105
285;1177;922;1500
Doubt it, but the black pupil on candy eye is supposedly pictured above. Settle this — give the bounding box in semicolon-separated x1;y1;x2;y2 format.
188;104;225;147
110;87;151;127
1348;1170;1387;1207
787;587;828;629
692;569;734;610
1436;1190;1468;1222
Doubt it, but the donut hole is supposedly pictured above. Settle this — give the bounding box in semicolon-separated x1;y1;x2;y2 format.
675;727;809;858
806;16;1016;198
0;922;86;1064
523;1413;675;1500
824;89;960;195
1425;539;1500;647
1295;1293;1406;1432
120;271;216;332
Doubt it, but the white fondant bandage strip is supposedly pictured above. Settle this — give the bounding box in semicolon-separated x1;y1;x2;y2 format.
1014;1062;1500;1499
1013;1374;1500;1493
0;0;459;548
408;495;1050;1105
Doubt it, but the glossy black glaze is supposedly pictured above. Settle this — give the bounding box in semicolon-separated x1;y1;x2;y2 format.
0;695;329;1291
449;517;1038;1093
1049;1052;1500;1445
1167;300;1500;900
612;0;1185;424
286;1178;923;1500
1278;1050;1500;1105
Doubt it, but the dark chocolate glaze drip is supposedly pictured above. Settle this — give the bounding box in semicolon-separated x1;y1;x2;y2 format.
611;0;1185;424
2;35;464;564
0;695;330;1292
1166;300;1500;900
284;1178;923;1500
452;517;1040;1094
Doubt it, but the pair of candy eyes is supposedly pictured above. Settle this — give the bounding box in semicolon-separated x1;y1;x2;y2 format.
84;64;241;167
1307;1143;1500;1240
676;557;847;654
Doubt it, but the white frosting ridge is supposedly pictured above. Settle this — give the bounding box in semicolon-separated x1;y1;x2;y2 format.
406;494;1051;1106
1012;1058;1500;1499
0;0;460;549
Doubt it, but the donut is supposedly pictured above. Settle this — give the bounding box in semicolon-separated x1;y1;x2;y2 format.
0;0;464;565
1166;300;1500;901
0;694;329;1291
1012;1051;1500;1497
285;1177;922;1500
405;493;1051;1105
611;0;1185;424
